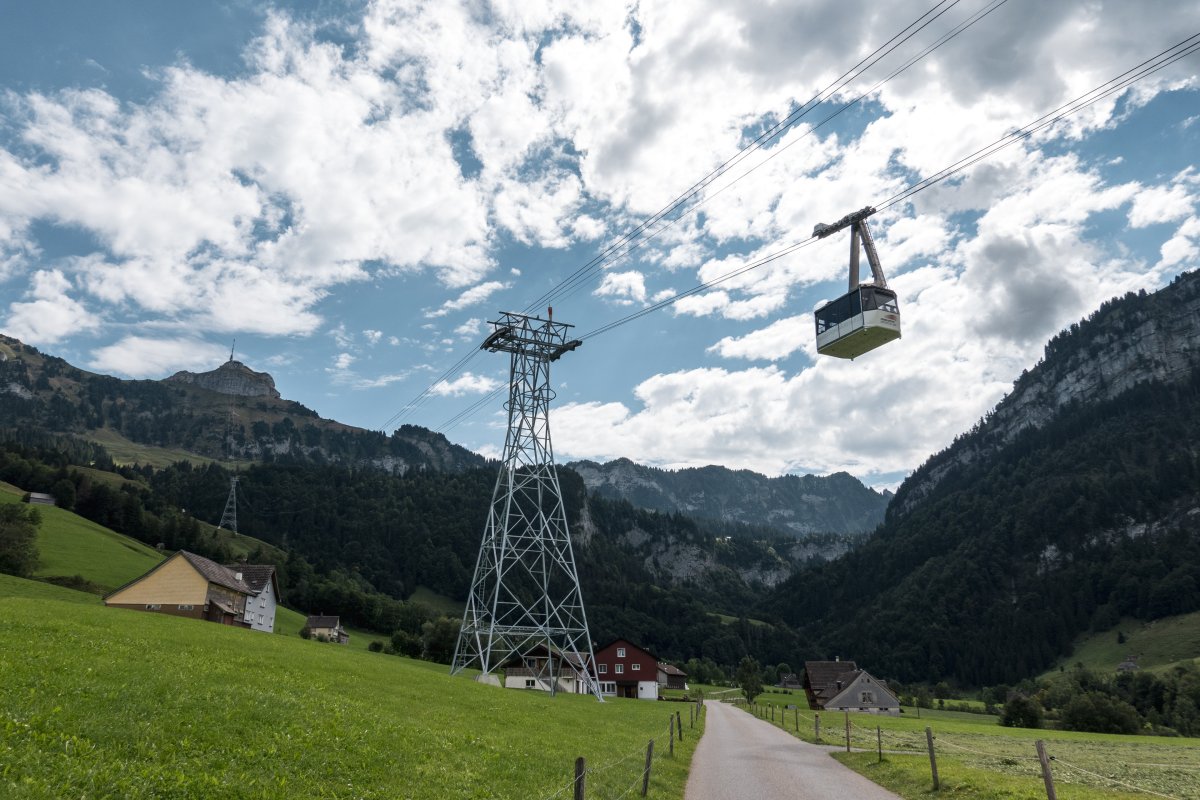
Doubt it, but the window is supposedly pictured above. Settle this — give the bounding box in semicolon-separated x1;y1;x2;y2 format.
600;682;616;695
526;680;536;688
615;664;624;675
861;691;875;704
258;613;264;624
259;597;266;608
177;604;193;611
598;664;607;674
617;647;626;658
632;663;641;671
145;604;161;611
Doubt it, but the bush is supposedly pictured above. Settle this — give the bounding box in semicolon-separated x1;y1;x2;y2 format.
368;640;384;653
1060;692;1141;734
299;626;312;640
1001;693;1044;729
0;503;40;578
390;629;422;658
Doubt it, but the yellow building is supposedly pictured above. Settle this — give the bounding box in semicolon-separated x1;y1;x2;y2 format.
104;550;256;627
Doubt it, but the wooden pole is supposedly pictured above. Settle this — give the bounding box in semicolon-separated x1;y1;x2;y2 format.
815;712;820;741
574;757;586;800
689;705;694;729
641;740;654;797
794;707;799;732
1036;740;1058;800
925;727;939;790
669;714;675;756
877;726;882;763
677;710;683;741
845;711;851;752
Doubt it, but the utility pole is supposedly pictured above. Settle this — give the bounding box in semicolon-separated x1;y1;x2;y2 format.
217;475;238;536
451;310;601;699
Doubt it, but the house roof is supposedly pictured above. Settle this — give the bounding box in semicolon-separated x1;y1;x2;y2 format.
224;563;278;598
103;549;255;600
306;615;342;629
658;663;687;676
596;638;658;660
180;551;253;595
823;670;899;709
803;660;859;698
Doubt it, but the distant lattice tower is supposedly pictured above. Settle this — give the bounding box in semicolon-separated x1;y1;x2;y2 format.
217;475;238;536
451;310;602;700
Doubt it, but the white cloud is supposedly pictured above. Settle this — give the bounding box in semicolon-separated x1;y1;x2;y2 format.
89;336;229;378
427;281;509;318
454;317;484;338
594;270;647;305
3;269;101;345
708;315;810;361
363;329;383;344
333;352;355;370
430;371;501;396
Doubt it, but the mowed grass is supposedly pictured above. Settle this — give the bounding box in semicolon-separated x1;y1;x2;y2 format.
408;585;465;616
1045;612;1200;676
738;698;1200;799
0;576;704;800
0;487;163;592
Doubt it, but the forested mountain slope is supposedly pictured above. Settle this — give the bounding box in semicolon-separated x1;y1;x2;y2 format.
767;271;1200;685
0;336;483;472
570;458;889;538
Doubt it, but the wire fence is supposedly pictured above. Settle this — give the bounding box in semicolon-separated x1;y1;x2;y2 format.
728;700;1200;800
538;700;706;800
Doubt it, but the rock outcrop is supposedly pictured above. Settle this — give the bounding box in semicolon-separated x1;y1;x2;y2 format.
165;360;281;399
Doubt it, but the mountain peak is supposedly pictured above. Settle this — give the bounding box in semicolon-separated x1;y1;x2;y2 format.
164;359;281;399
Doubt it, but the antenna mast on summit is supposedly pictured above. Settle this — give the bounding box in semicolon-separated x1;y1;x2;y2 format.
229;338;236;363
451;309;601;700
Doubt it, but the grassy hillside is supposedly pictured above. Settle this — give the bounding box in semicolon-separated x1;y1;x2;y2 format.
1045;613;1200;677
84;426;231;469
0;483;164;592
0;576;702;799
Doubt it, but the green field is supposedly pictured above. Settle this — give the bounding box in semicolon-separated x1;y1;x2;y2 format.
408;585;465;616
83;427;255;470
735;698;1200;799
0;575;703;799
0;484;165;592
1045;612;1200;676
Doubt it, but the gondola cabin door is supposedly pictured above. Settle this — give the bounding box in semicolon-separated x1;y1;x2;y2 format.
812;206;902;359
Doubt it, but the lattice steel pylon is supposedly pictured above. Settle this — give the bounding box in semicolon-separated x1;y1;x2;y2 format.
451;310;602;700
217;475;238;536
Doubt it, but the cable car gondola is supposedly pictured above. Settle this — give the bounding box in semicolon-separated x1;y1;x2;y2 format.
812;206;901;359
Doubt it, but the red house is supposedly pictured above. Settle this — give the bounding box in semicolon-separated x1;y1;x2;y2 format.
594;639;660;700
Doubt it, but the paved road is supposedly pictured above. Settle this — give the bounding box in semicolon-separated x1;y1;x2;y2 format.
685;701;901;800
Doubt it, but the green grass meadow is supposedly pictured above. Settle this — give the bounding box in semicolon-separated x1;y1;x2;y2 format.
737;696;1200;799
0;575;703;799
1045;612;1200;677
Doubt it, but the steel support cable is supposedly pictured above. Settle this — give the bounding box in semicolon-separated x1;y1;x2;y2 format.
392;0;985;430
542;0;1011;313
436;28;1200;433
878;32;1200;211
523;0;972;315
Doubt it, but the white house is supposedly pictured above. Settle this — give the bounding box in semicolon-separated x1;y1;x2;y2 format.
230;564;280;633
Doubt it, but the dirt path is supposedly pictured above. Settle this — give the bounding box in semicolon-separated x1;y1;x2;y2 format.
685;701;901;800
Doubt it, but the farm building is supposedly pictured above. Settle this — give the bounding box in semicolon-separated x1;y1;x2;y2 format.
595;639;660;700
803;660;899;713
502;645;593;694
778;673;803;690
104;550;277;630
305;614;349;644
657;662;688;691
227;563;280;633
24;492;55;506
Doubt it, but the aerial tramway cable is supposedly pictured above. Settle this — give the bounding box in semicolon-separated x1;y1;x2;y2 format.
433;30;1200;431
385;0;1000;430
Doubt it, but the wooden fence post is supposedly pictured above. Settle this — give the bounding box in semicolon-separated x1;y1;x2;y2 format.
845;711;851;752
877;726;882;763
1035;740;1058;800
925;727;939;790
669;714;675;756
574;757;586;800
689;705;694;728
794;707;799;732
677;710;683;741
641;740;654;797
815;712;820;741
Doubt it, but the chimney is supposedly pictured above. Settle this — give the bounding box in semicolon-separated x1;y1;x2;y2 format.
835;655;840;662
235;572;243;581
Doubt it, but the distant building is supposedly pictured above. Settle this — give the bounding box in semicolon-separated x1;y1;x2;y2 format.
1117;655;1140;672
226;563;280;633
104;550;267;628
778;673;803;690
595;639;659;700
24;492;55;506
502;645;593;694
305;614;349;644
657;662;688;691
803;659;899;713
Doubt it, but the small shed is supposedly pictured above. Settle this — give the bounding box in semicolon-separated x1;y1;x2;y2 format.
657;662;688;691
24;492;55;506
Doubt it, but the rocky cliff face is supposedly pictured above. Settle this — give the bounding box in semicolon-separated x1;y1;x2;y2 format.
165;360;281;398
569;457;889;536
895;271;1200;516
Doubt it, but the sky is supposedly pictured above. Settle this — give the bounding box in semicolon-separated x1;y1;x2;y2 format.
1;0;1199;489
